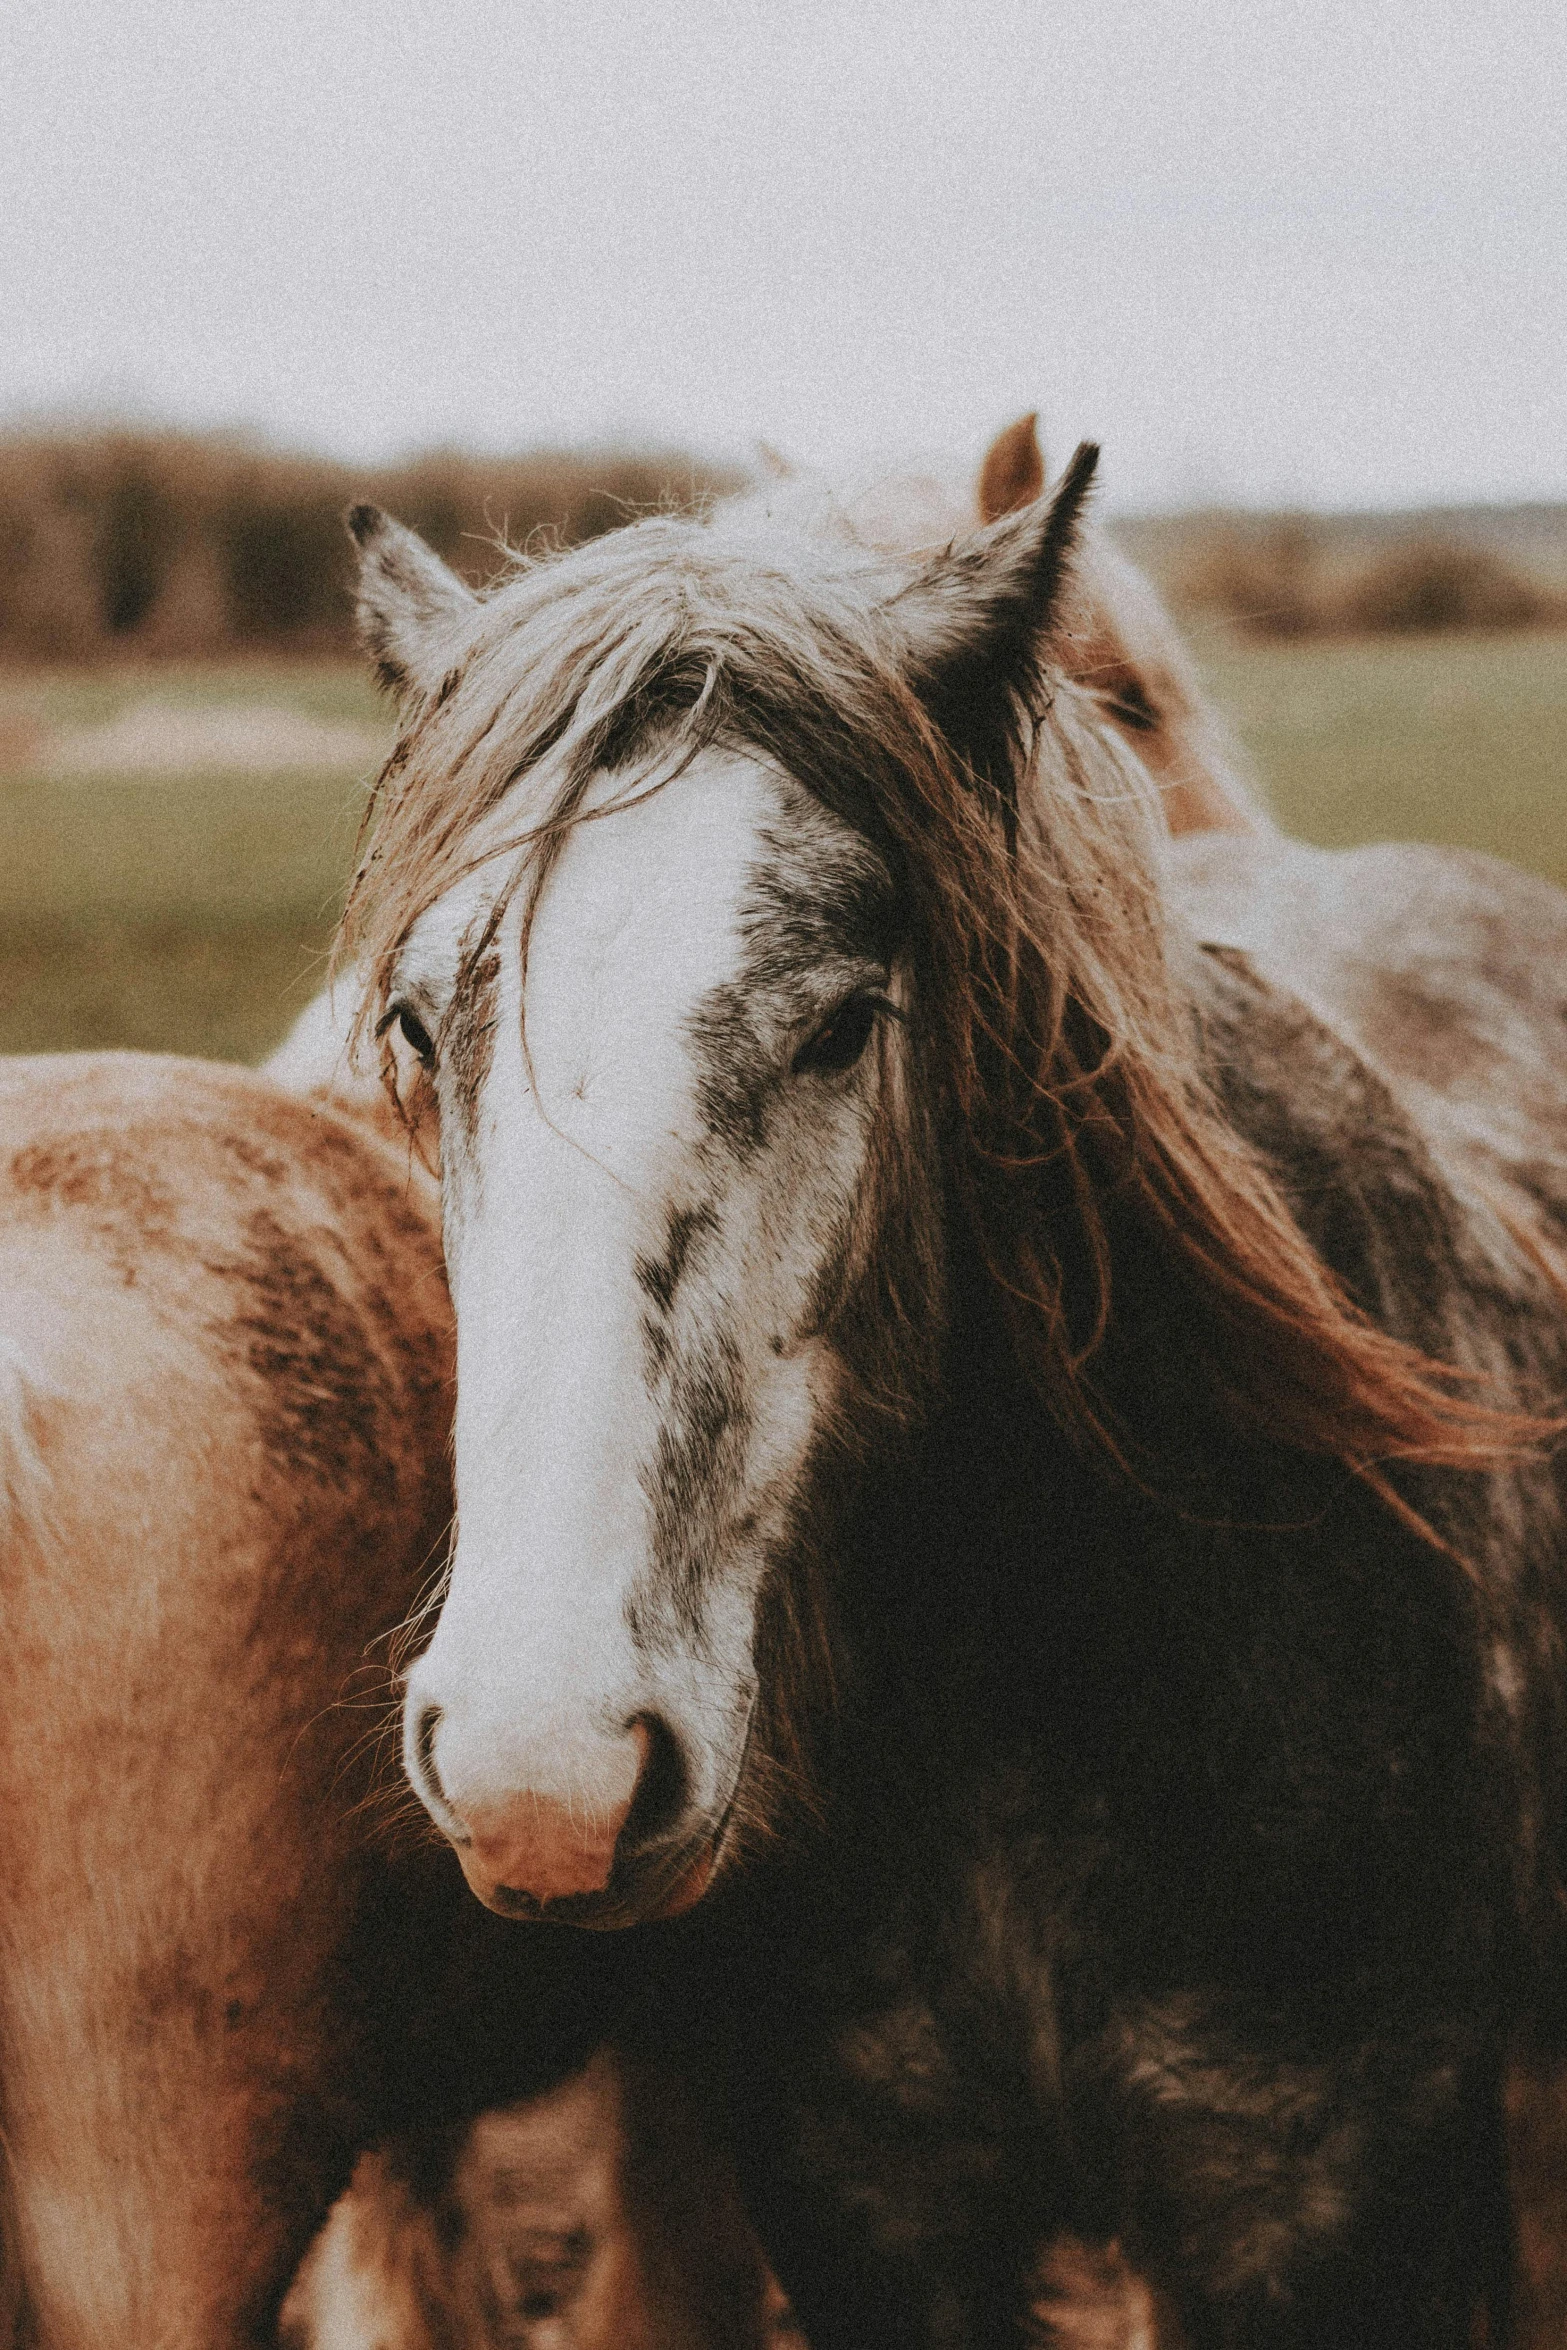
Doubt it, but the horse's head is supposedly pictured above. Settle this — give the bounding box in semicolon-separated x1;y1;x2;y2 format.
345;451;1105;1924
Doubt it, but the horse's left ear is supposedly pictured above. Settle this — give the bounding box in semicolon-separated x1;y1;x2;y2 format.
887;441;1099;802
755;440;795;480
976;411;1046;523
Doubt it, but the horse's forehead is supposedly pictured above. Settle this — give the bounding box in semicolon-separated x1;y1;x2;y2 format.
531;748;783;1002
405;743;894;1191
417;750;801;1183
400;748;782;999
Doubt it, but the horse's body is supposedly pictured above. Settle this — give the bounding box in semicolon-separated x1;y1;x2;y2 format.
0;1053;782;2348
329;436;1567;2348
0;1057;460;2342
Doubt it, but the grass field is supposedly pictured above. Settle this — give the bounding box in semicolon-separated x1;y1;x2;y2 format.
0;662;387;1061
1201;628;1567;882
1;632;1563;1063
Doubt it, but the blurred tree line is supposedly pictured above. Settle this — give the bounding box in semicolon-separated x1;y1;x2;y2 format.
0;432;744;661
1125;511;1567;641
0;428;1562;661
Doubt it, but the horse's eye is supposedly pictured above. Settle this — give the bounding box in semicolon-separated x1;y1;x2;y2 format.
394;1006;436;1065
793;994;880;1077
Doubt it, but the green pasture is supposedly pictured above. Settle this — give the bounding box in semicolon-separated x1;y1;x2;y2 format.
1200;629;1567;880
0;663;389;1062
0;633;1563;1064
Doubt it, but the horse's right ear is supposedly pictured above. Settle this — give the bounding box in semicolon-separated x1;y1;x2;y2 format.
346;505;477;705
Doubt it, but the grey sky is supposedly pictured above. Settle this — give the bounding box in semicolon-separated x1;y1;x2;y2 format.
5;0;1564;510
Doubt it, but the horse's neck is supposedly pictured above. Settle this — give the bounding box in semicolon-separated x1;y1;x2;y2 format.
839;1238;1083;1674
832;1162;1331;1711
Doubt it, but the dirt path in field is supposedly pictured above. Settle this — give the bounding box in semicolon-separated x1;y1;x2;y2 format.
0;699;386;777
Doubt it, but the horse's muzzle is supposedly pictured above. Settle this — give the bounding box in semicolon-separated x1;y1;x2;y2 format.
423;1708;722;1927
471;1834;717;1930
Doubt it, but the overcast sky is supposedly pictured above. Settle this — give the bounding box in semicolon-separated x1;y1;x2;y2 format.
4;0;1564;511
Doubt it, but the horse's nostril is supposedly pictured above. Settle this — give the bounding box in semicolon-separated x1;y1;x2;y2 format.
412;1703;448;1809
621;1713;688;1854
405;1701;473;1845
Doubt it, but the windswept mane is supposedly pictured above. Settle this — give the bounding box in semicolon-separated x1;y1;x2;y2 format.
341;497;1542;1513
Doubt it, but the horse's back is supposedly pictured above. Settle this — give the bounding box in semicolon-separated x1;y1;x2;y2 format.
0;1053;455;2348
0;1045;445;1402
1171;832;1567;1224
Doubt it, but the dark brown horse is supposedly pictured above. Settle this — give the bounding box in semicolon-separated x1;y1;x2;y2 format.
270;416;1283;2350
325;426;1567;2347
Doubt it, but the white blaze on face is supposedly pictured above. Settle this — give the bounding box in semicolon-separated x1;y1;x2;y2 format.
399;749;898;1913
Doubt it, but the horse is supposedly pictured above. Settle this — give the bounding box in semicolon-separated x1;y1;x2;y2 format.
268;413;1279;2348
0;1058;463;2343
320;428;1567;2349
270;416;1277;2348
0;1056;774;2346
0;417;1236;2350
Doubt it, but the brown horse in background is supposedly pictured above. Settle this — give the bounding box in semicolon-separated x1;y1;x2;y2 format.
972;413;1261;839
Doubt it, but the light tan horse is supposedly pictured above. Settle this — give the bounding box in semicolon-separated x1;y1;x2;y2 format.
0;1054;784;2348
0;1056;453;2345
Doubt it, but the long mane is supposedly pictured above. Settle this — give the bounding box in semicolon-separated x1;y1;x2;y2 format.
340;499;1544;1511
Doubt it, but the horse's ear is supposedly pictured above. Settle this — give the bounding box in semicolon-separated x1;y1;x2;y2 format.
976;411;1045;523
346;505;477;705
755;440;795;480
888;441;1099;802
